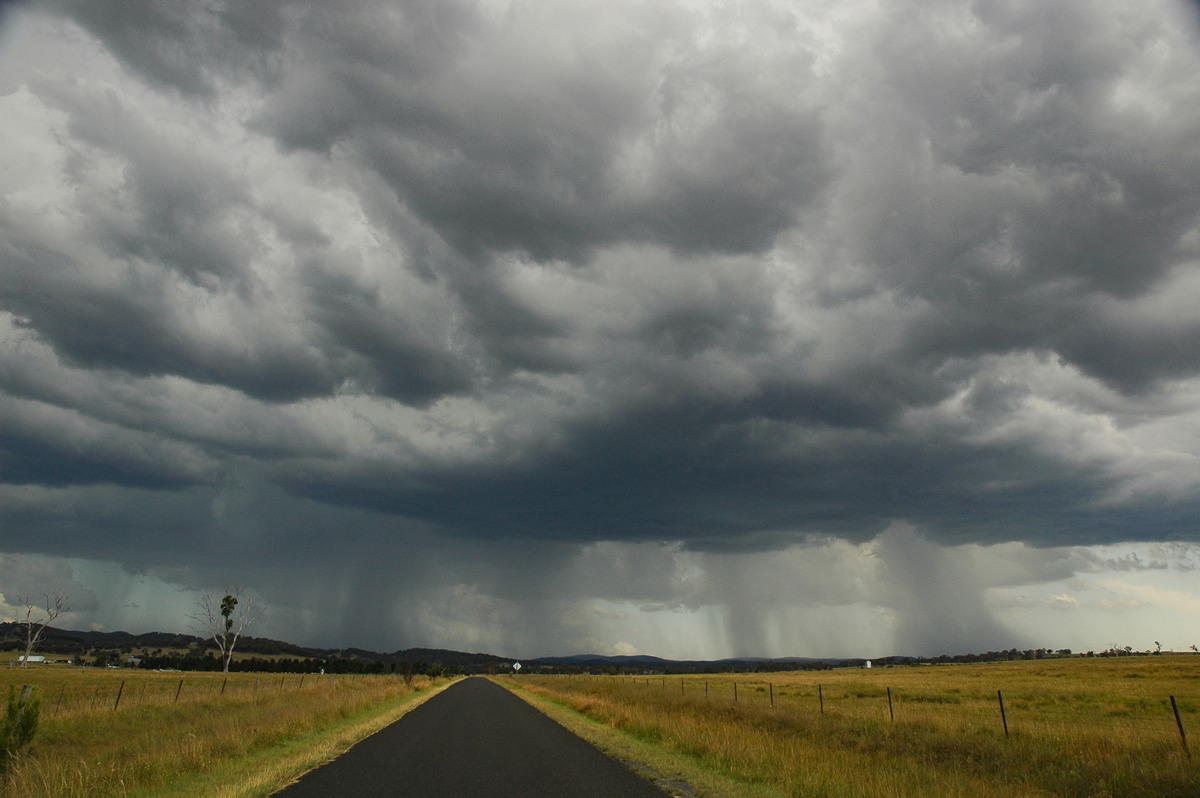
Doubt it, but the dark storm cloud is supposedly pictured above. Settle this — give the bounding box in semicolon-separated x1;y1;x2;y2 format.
276;391;1199;551
826;0;1200;396
1;57;474;407
51;0;828;260
47;0;285;96
3;0;1200;655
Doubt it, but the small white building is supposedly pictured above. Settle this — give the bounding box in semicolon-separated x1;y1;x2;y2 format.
17;655;45;665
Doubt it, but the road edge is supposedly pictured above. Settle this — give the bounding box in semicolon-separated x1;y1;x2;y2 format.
493;677;783;798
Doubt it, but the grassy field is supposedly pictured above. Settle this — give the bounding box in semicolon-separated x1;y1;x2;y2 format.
0;665;454;797
501;656;1200;798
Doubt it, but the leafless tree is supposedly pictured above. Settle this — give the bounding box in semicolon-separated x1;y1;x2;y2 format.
188;588;262;673
16;592;68;667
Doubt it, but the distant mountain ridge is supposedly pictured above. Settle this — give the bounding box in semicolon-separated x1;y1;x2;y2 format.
0;622;861;672
5;622;1094;672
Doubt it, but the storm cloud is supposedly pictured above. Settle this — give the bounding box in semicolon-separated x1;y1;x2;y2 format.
2;0;1199;657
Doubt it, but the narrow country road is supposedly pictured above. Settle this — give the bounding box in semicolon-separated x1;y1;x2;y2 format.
273;676;671;797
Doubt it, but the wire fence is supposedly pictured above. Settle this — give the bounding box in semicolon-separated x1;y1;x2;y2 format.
533;673;1195;754
7;671;375;719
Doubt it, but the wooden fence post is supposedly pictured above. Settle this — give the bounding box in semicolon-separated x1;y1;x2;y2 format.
1171;696;1189;756
818;683;824;714
175;678;184;703
770;683;774;708
113;681;125;711
734;682;738;703
997;690;1009;737
887;687;894;721
55;685;65;716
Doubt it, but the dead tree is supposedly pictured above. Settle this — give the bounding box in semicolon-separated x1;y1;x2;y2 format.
188;589;262;673
17;593;68;667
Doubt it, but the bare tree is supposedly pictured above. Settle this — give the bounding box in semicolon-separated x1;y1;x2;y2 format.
16;593;68;667
188;588;262;673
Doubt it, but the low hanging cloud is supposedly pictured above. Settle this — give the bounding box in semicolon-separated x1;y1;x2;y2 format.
2;0;1200;656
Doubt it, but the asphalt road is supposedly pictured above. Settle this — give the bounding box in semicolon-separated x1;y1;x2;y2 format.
273;676;670;797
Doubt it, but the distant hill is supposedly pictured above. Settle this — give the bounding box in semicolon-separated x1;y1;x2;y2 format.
1;622;1094;673
0;622;516;673
0;622;854;673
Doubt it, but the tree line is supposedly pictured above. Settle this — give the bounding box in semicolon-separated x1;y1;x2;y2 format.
129;651;461;677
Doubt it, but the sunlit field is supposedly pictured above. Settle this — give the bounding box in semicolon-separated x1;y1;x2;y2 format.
503;656;1199;798
0;664;450;797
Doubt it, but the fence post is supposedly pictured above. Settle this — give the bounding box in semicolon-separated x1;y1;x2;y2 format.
997;690;1009;737
1171;696;1189;756
113;681;125;711
770;683;774;708
734;682;738;703
221;678;228;695
819;683;824;714
55;685;65;716
887;687;894;721
175;678;184;703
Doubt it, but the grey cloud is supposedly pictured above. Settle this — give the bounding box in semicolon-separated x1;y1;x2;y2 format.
47;0;285;96
2;270;333;403
251;1;831;260
0;394;222;489
3;0;1200;656
830;0;1200;394
33;76;258;285
6;0;1197;537
304;266;476;406
0;331;337;464
271;391;1190;552
0;553;99;615
1;73;475;407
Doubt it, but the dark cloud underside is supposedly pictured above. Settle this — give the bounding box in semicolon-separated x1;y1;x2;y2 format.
2;0;1199;655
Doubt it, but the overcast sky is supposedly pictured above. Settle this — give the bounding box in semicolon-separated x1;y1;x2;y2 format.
2;0;1200;660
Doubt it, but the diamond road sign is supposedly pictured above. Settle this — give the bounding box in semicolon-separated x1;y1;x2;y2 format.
512;662;522;671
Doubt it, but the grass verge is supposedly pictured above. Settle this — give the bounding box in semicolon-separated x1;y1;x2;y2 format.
497;676;784;798
138;677;456;797
1;670;457;797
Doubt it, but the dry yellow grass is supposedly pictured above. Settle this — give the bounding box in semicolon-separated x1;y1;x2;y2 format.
503;656;1200;798
0;666;453;797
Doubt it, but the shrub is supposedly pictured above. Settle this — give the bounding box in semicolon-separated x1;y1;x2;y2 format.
0;685;39;774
